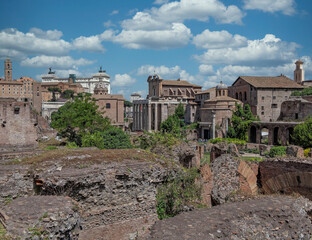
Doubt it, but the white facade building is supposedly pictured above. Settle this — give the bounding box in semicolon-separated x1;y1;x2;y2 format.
41;67;110;94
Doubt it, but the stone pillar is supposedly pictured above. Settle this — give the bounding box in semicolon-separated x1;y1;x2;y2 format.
147;103;151;131
268;127;274;145
212;111;216;139
154;103;158;131
133;104;136;131
139;104;142;130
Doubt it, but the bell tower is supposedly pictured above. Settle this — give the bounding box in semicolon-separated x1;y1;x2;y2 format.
294;60;304;85
4;58;12;81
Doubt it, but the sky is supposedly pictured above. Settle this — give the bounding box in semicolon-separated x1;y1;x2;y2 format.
0;0;312;100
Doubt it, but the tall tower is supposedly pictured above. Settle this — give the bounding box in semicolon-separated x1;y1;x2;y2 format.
4;58;12;81
294;60;304;85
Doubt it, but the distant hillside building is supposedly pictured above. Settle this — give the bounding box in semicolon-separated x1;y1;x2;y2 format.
0;58;42;114
93;82;125;127
41;67;110;94
133;75;202;131
229;75;304;121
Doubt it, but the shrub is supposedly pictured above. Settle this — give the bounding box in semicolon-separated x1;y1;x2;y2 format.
156;168;201;219
268;146;287;157
82;127;132;149
241;148;260;154
208;138;246;145
135;132;180;150
304;148;311;157
292;116;312;149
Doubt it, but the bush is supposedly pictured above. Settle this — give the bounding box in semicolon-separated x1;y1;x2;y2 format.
268;146;287;157
241;148;260;154
304;148;311;157
82;127;132;149
156;168;201;219
208;138;246;145
292;116;312;149
135;132;180;150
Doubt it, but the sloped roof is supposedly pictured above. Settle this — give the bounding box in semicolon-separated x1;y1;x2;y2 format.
204;96;241;103
162;80;202;88
234;76;304;89
195;87;216;95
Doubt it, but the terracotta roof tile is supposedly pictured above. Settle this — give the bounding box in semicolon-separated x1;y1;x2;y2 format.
161;80;202;88
237;76;304;89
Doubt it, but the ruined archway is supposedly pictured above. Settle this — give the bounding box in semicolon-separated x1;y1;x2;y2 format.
273;127;279;145
261;127;269;144
249;126;257;143
288;127;294;144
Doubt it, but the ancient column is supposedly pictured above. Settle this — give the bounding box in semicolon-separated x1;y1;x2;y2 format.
139;104;142;130
133;104;136;131
147;103;151;131
212;111;216;139
154;103;158;131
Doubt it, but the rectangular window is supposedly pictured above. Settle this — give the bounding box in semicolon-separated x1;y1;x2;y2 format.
295;113;298;119
271;104;278;108
262;96;264;100
261;106;264;110
14;107;20;114
273;96;276;100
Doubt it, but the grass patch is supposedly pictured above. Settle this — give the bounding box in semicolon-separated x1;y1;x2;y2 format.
240;156;263;162
156;168;202;220
44;146;57;150
0;222;12;240
201;152;210;165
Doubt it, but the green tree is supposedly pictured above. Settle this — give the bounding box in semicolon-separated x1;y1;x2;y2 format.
62;89;75;99
82;127;132;149
124;100;133;108
50;93;110;145
160;114;181;135
291;87;312;97
227;103;256;141
292;116;312;148
175;103;185;119
48;87;61;102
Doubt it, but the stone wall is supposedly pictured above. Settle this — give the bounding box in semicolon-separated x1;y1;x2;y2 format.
0;99;38;151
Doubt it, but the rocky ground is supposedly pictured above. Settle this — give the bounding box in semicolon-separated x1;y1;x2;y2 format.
148;195;312;240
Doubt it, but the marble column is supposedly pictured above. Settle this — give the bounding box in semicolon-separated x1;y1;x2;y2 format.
147;104;151;131
212;111;216;139
154;103;158;131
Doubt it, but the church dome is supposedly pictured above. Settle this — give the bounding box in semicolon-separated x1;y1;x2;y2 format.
93;67;110;78
216;81;227;89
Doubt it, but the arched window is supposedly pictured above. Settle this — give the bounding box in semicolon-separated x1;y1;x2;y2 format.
106;103;111;109
236;93;238;99
223;90;225;96
244;92;247;101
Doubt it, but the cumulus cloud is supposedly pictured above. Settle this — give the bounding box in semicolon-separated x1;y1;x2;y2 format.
0;28;71;56
243;0;296;15
194;34;299;66
112;74;136;87
29;27;63;40
72;35;105;52
153;0;169;4
110;10;119;15
199;64;215;75
193;29;247;49
21;55;94;69
103;20;116;28
111;23;192;49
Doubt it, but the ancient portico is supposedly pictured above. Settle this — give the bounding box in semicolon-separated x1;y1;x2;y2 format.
133;99;183;131
249;121;301;146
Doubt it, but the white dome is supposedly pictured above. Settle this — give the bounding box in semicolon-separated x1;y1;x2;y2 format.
216;81;227;89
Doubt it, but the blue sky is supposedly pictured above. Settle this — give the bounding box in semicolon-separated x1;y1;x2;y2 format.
0;0;311;99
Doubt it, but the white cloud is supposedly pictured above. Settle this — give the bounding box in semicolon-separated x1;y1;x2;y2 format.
112;74;136;87
137;65;182;78
199;64;215;75
153;0;169;4
72;35;105;52
194;34;299;66
103;20;116;28
150;0;245;24
110;10;119;15
193;29;247;49
0;28;71;56
112;23;192;49
29;27;63;40
243;0;296;15
21;55;94;69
